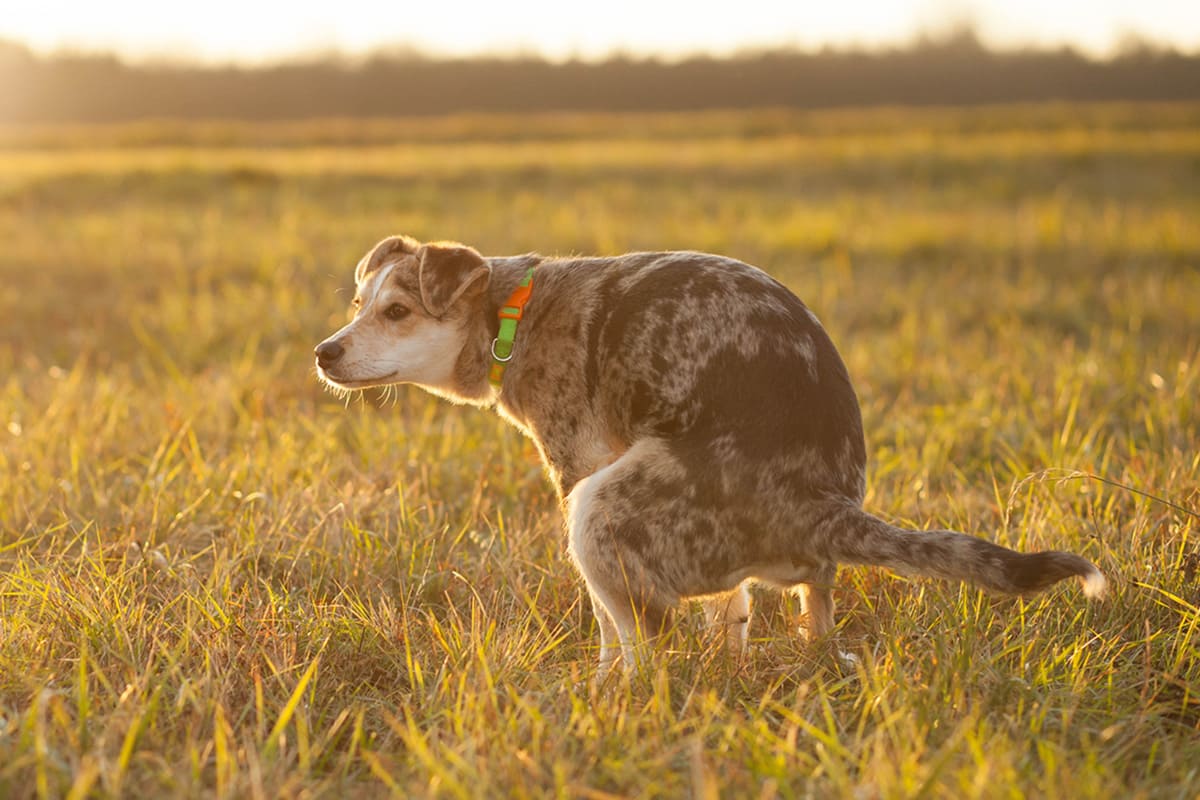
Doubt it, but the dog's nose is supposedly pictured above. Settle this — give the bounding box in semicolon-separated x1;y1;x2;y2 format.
315;340;345;368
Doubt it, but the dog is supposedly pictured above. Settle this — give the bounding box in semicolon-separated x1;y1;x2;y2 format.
315;235;1106;678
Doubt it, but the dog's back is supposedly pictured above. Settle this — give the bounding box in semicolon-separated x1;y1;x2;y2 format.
502;251;866;500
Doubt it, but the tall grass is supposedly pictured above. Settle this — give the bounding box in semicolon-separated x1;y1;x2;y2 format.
1;105;1197;797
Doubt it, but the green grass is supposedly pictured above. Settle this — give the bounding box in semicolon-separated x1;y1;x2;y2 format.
1;104;1198;798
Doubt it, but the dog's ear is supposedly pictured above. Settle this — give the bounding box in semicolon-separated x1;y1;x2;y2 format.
416;242;489;317
355;235;420;284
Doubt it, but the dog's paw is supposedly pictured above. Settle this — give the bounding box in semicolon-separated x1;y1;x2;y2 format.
836;649;860;670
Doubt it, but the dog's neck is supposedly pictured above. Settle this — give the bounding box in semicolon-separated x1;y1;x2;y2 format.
484;255;542;340
443;255;544;406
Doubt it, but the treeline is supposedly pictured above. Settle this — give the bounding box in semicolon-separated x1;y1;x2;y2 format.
3;32;1199;123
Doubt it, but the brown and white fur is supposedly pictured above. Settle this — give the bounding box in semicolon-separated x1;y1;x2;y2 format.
315;235;1106;678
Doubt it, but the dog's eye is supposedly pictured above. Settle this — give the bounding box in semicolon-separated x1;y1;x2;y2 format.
384;303;410;321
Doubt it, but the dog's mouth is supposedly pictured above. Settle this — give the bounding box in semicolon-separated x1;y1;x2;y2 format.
317;369;399;390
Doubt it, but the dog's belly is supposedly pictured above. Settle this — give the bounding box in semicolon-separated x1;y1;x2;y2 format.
702;560;824;595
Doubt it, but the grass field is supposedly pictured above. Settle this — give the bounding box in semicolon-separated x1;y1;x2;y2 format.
1;105;1198;798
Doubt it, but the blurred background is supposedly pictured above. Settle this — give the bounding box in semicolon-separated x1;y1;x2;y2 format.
2;0;1200;122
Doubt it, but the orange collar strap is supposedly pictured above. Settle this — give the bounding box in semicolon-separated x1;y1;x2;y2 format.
488;266;536;388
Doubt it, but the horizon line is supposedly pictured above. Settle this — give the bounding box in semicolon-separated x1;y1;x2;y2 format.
3;26;1198;69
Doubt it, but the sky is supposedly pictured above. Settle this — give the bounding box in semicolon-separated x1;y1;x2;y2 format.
2;0;1199;63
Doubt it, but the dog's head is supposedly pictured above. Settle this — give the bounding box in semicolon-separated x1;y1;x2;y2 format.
314;236;489;393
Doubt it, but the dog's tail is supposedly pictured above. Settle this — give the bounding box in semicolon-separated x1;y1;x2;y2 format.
809;500;1106;597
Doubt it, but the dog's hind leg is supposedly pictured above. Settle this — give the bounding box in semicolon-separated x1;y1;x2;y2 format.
702;583;752;655
795;565;836;643
587;587;622;678
576;543;673;677
566;441;682;677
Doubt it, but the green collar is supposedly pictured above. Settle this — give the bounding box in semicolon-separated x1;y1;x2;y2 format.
488;266;536;388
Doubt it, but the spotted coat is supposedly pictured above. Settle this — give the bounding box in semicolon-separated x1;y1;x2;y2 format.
316;237;1107;679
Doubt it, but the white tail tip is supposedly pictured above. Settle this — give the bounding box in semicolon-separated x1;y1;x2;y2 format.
1081;566;1108;599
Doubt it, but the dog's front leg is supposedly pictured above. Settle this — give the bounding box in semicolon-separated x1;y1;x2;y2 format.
795;566;858;669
